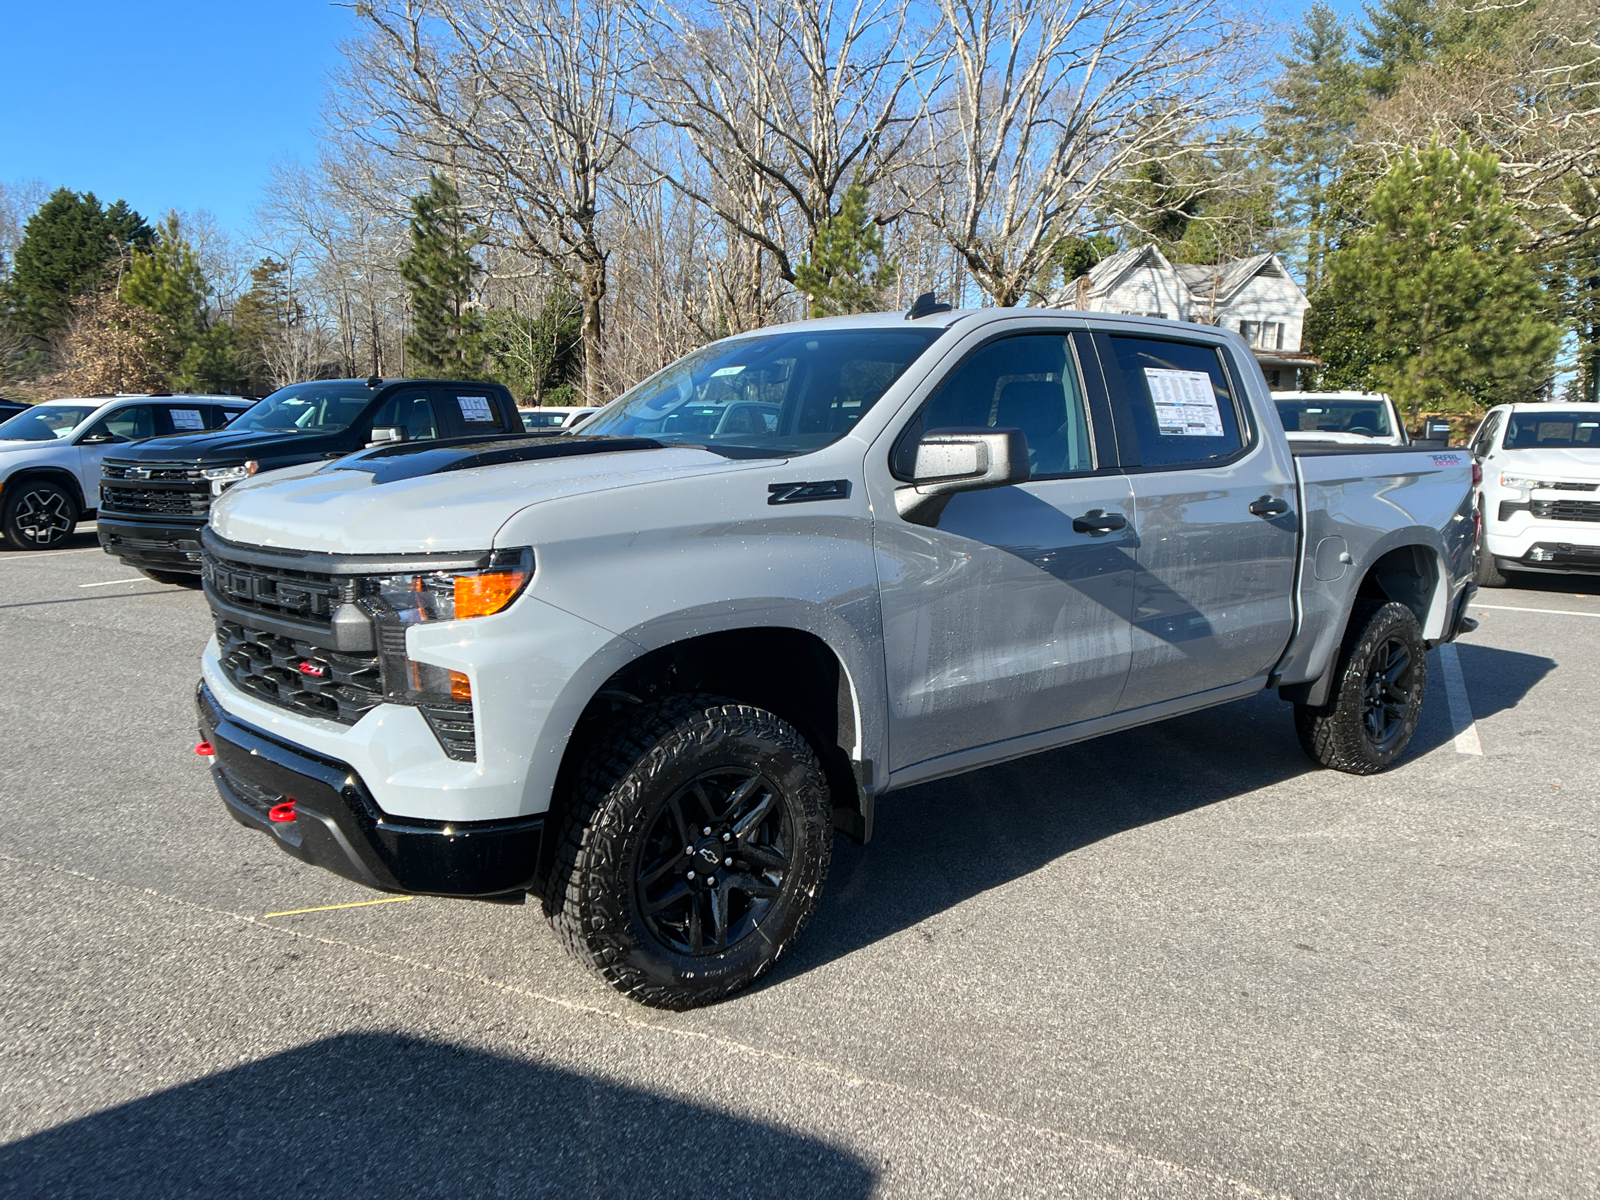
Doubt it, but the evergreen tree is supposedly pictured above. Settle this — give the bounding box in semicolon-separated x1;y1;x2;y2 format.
1357;0;1439;97
233;258;303;393
794;181;897;317
482;292;582;404
1312;138;1560;420
5;189;153;340
120;212;240;393
1264;4;1366;287
399;172;485;375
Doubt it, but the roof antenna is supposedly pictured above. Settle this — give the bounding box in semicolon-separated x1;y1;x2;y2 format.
366;375;383;388
905;292;953;320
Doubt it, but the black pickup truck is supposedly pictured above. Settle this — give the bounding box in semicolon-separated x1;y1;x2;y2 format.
98;378;523;581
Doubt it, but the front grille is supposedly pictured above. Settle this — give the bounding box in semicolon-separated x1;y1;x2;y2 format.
216;621;385;724
100;460;211;520
203;555;358;627
420;705;477;761
1531;499;1600;523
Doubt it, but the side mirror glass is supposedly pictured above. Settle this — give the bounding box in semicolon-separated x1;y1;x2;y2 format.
367;425;406;448
895;427;1031;525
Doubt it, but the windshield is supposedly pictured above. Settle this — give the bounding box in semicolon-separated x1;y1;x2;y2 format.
228;382;375;434
0;404;100;442
1502;410;1600;449
1276;398;1393;438
578;327;945;457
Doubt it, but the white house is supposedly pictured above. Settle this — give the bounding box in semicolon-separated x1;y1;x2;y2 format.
1048;246;1319;389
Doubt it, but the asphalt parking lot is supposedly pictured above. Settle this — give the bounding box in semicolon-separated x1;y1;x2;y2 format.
1;527;1596;1199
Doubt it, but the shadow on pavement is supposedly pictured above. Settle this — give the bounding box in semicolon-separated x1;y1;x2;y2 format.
780;642;1553;980
0;1033;874;1200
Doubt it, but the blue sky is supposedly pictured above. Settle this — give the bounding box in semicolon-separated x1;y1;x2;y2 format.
2;0;1365;242
1;0;356;235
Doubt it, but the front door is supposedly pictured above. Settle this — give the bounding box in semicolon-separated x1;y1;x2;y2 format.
75;403;156;508
874;330;1137;772
1085;332;1298;711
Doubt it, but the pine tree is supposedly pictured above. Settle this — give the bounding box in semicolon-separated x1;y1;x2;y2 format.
1357;0;1439;97
793;181;897;317
399;172;485;375
5;189;153;340
1313;138;1561;420
120;213;240;393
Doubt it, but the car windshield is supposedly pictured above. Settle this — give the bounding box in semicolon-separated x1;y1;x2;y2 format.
228;383;375;434
0;404;100;442
1502;410;1600;449
1275;398;1392;437
578;327;945;457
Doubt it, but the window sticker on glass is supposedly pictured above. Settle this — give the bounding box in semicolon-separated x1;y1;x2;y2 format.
1144;368;1224;437
457;395;494;422
170;408;205;430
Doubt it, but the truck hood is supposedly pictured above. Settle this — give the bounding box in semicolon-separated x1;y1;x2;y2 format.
108;428;340;464
211;440;773;554
1494;447;1600;481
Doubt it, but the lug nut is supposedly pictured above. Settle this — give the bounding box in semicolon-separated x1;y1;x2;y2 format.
702;826;712;836
707;876;717;887
721;832;731;842
723;856;732;866
684;845;694;856
686;870;696;881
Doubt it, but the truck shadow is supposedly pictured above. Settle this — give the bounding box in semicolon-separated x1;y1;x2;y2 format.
0;1033;874;1200
777;642;1553;980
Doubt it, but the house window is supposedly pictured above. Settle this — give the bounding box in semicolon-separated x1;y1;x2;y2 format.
1239;320;1283;349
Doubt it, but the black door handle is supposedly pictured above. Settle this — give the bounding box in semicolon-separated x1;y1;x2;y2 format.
1249;495;1291;517
1072;509;1127;534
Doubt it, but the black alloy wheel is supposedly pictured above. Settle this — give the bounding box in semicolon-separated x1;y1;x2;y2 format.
1359;635;1414;752
635;768;792;956
1293;599;1428;774
3;481;78;550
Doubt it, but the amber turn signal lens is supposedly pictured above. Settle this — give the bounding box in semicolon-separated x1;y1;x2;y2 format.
453;569;527;619
449;670;472;702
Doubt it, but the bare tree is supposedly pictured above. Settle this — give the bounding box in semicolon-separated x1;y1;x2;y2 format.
333;0;639;402
904;0;1253;306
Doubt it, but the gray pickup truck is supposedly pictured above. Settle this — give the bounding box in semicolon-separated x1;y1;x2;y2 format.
194;307;1478;1008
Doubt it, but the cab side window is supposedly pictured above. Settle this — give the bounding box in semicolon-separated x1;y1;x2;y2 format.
895;333;1093;478
370;391;439;441
82;404;155;443
1101;336;1246;468
1470;411;1502;457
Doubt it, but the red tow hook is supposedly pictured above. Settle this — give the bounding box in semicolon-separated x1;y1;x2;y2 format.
194;741;215;757
268;800;298;823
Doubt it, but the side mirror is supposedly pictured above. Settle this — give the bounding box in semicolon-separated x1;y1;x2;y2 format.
367;425;406;448
894;427;1031;526
78;431;117;445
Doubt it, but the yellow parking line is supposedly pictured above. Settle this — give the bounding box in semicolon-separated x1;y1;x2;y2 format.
263;896;416;918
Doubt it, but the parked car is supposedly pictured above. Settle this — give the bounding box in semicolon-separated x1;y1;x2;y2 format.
194;309;1477;1009
98;378;524;583
0;394;247;551
1468;402;1600;586
519;405;597;431
1273;390;1409;447
0;397;30;423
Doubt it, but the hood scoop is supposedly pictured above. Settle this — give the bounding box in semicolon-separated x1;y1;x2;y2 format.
336;435;665;484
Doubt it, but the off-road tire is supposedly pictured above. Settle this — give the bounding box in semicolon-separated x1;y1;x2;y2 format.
2;479;78;550
139;568;204;588
1294;600;1427;775
542;694;833;1009
1473;503;1509;588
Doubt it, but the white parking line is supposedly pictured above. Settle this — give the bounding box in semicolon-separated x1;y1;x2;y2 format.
78;578;143;588
0;547;107;562
1437;643;1483;756
1475;604;1600;619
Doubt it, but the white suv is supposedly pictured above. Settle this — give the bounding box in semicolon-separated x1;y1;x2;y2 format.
1469;403;1600;585
0;394;251;550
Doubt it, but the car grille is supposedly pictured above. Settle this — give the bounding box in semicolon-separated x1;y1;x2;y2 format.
202;554;358;627
100;460;211;519
216;620;385;725
1530;499;1600;523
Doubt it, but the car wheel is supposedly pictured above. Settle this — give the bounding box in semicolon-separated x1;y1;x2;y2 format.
1473;503;1508;587
1294;600;1428;775
2;480;78;550
138;568;204;588
543;694;833;1009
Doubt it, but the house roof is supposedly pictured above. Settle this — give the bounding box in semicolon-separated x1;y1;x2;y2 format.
1085;245;1168;296
1175;252;1282;304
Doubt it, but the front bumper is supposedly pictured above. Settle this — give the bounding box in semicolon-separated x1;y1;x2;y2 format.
98;516;205;572
197;683;543;897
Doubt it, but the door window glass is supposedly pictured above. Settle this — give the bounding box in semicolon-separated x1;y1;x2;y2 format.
1103;336;1245;468
164;406;208;434
1469;411;1502;456
449;391;506;433
896;333;1093;478
370;391;439;441
83;405;155;443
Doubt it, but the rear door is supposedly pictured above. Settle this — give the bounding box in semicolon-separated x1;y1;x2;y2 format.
433;386;512;438
1086;330;1297;710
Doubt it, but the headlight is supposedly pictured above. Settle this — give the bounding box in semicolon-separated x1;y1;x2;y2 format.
203;461;258;495
367;549;533;704
1499;474;1559;491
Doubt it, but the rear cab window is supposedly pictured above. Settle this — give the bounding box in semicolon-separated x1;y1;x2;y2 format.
1094;334;1249;469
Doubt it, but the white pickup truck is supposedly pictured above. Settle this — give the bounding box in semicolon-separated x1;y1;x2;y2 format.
194;307;1478;1008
